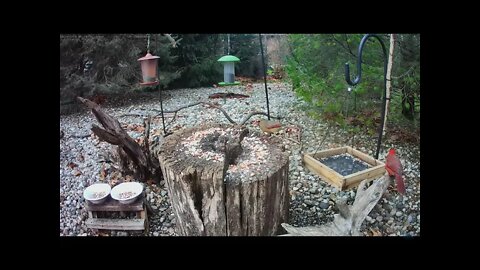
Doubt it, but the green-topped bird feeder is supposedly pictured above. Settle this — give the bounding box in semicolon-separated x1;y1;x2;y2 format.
217;55;240;86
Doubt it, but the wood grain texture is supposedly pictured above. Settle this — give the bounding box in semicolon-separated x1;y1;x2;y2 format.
86;218;145;230
156;124;289;236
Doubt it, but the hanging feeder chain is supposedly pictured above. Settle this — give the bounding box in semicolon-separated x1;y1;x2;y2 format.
147;34;151;53
227;33;230;55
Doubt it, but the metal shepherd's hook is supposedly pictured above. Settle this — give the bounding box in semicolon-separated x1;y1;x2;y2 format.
345;34;388;160
259;34;270;120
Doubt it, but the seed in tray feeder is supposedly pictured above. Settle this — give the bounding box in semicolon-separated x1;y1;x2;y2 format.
320;154;371;176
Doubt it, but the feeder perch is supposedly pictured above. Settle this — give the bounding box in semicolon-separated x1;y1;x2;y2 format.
138;53;160;86
217;55;240;86
303;146;386;190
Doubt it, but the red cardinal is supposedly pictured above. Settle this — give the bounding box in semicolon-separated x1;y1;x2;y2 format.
385;148;406;195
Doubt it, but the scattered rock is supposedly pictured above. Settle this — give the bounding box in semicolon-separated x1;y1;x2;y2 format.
319;202;329;209
117;231;128;237
304;199;315;206
60;83;420;236
407;214;416;224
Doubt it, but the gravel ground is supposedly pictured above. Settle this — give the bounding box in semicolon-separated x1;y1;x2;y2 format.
60;82;420;236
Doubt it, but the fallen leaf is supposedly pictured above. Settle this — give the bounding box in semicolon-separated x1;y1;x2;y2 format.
109;171;122;186
346;117;355;124
110;171;121;181
152;129;162;137
99;164;107;180
134;126;145;133
136;137;144;145
147;179;156;185
73;169;82;176
67;162;78;169
109;179;119;186
370;228;382;236
389;134;399;141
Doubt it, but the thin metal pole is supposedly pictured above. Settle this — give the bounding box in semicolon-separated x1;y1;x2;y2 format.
158;84;167;135
259;34;270;120
354;91;357;111
155;34;168;136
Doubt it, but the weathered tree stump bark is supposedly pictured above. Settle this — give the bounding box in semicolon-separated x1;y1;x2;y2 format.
155;124;289;236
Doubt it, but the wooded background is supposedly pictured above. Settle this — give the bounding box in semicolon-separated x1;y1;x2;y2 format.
60;33;419;134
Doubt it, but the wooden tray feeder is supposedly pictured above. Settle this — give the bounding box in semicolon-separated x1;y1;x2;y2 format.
303;146;385;190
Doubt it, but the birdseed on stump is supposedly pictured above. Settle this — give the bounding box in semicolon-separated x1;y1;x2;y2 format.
155;124;289;236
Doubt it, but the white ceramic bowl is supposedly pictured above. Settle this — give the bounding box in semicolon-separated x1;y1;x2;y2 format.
110;182;143;204
83;183;111;204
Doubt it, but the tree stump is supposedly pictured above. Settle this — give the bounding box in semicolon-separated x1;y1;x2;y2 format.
155;124;289;236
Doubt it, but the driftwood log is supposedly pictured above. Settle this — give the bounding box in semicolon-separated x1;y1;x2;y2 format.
155;124;289;236
280;175;390;236
77;97;158;182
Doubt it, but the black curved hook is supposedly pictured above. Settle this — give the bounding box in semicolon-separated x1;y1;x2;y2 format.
345;34;387;86
344;34;388;159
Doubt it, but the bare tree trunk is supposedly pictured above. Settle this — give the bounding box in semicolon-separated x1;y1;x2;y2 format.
383;34;395;136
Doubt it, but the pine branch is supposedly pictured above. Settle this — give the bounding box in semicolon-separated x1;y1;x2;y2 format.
390;64;418;80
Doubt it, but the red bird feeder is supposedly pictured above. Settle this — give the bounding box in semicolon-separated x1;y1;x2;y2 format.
138;53;160;86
